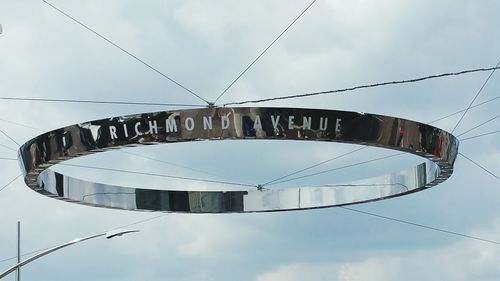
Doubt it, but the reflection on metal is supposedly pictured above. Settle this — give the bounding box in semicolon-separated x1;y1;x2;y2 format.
18;107;459;213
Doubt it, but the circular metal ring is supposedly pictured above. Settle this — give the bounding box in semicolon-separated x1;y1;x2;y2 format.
18;107;459;213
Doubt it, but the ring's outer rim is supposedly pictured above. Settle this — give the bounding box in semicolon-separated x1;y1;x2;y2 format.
18;107;459;213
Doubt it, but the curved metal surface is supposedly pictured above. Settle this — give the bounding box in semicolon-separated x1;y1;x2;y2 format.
18;107;459;213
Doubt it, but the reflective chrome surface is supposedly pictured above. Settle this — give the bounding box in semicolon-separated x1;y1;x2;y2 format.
18;107;459;213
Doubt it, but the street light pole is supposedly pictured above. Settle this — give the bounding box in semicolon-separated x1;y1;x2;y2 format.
16;221;20;281
0;229;138;279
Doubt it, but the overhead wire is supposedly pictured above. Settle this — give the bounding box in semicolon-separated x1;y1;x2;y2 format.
0;127;20;147
223;66;500;106
0;118;46;132
428;95;500;124
459;130;500;142
456;113;500;137
60;163;257;188
0;157;17;161
213;0;317;104
267;152;404;186
459;152;500;182
109;213;169;232
0;79;497;111
0;174;21;193
0;117;45;132
40;0;210;105
0;143;17;152
340;206;500;246
0;247;53;264
451;59;500;133
321;183;409;190
119;150;234;181
337;92;500;240
333;137;500;248
261;146;367;187
0;96;203;108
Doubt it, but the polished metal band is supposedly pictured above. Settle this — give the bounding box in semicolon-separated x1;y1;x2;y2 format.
18;107;459;213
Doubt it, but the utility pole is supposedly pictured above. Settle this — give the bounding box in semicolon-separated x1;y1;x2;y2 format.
16;221;20;281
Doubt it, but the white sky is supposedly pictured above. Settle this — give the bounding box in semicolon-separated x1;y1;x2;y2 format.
0;1;499;280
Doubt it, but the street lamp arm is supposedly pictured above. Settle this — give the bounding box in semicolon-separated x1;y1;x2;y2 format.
0;230;138;279
106;229;139;239
0;233;105;279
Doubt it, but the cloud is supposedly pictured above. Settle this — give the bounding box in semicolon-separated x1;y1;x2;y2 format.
0;1;499;281
256;219;500;281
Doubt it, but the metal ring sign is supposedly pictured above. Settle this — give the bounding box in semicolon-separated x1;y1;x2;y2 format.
18;107;459;213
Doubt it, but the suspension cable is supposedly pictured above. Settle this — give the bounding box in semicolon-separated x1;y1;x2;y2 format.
40;0;210;105
214;0;317;104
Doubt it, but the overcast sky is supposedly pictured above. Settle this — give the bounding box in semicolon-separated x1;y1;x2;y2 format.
1;0;499;280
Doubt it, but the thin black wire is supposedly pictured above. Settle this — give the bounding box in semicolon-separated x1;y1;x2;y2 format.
61;163;257;188
0;174;21;193
119;150;233;181
341;207;500;246
0;127;20;147
456;113;500;137
321;183;409;191
109;213;169;232
262;146;367;187
460;130;500;142
0;157;17;161
428;95;500;124
0;117;45;132
82;192;135;201
0;96;203;107
267;153;404;186
451;60;500;133
223;66;500;106
40;0;210;105
0;143;17;152
0;247;53;264
459;152;500;182
213;0;317;104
